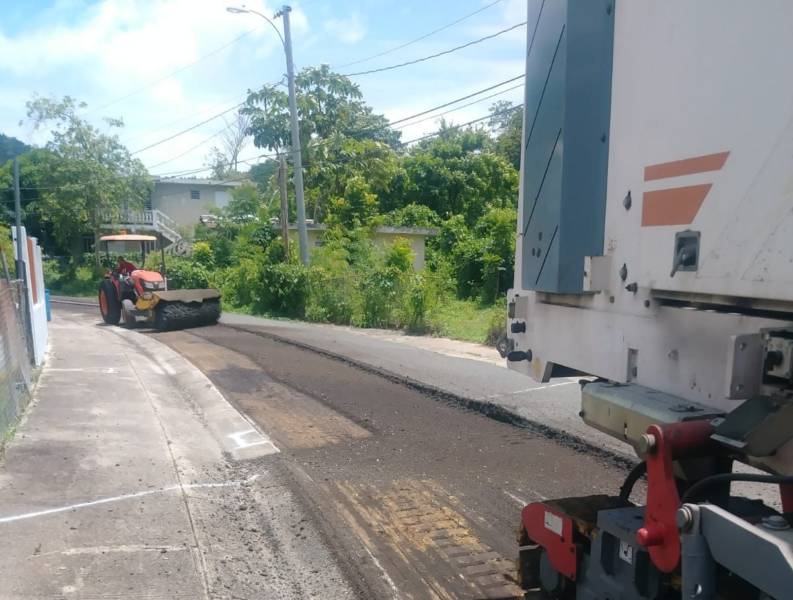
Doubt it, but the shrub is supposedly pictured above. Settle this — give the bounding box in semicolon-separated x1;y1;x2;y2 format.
306;266;356;324
402;272;437;333
450;236;486;299
42;259;100;297
260;262;309;317
354;265;405;328
484;301;507;346
221;255;264;309
192;241;214;268
384;237;414;272
165;259;211;290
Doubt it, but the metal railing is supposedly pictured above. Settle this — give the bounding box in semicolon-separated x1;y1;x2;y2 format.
100;209;183;246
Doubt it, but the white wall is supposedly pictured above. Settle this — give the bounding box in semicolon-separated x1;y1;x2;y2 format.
12;227;48;366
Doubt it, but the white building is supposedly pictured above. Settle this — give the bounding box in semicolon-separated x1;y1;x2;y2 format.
101;177;241;252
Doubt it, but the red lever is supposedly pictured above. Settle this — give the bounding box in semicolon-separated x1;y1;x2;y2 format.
637;524;665;547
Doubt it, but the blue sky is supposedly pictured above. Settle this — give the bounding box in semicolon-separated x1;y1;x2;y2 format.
0;0;526;175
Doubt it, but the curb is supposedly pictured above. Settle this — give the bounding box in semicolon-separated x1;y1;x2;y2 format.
222;323;637;472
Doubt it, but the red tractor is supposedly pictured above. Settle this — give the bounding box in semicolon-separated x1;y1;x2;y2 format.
98;234;220;331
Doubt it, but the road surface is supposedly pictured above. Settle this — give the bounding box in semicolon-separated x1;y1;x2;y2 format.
153;323;631;598
46;303;635;599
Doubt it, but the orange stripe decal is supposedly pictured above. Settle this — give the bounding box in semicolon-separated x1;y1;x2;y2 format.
644;151;729;181
641;184;711;227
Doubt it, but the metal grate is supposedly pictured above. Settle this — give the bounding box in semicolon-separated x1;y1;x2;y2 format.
0;279;31;435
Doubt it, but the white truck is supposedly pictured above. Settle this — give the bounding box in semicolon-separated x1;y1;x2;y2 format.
505;2;793;598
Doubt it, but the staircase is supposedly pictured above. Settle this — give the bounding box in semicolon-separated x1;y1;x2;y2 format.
100;209;191;256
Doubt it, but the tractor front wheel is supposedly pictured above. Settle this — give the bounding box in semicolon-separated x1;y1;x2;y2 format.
99;279;121;325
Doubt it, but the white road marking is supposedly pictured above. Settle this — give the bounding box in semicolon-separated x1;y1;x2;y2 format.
362;546;400;599
503;488;547;507
228;429;271;450
482;380;578;401
0;475;261;525
504;491;529;507
47;367;118;374
36;544;187;557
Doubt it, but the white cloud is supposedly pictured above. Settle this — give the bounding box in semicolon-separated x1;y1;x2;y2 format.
324;12;366;44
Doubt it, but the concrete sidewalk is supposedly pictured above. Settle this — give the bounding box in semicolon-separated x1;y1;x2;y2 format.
0;310;358;599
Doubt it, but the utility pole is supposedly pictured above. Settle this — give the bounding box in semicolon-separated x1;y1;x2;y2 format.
278;155;291;262
13;158;24;280
13;157;34;361
277;5;309;265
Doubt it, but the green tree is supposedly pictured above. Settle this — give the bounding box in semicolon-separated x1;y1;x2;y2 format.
385;203;440;228
489;100;522;170
242;65;401;152
402;125;518;224
305;135;405;221
326;176;379;227
11;96;151;269
0;133;30;165
248;159;279;191
225;182;261;220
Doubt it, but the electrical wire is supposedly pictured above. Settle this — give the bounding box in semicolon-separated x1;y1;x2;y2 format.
397;83;522;129
152;96;524;178
389;75;523;126
334;0;505;69
122;91;250;147
344;21;527;77
130;101;246;155
144;125;231;171
85;26;262;115
401;103;522;145
128;77;285;156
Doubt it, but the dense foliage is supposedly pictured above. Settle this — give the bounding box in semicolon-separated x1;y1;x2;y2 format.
0;97;151;270
16;69;519;345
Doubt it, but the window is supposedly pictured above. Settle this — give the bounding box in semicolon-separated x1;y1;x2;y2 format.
190;189;201;200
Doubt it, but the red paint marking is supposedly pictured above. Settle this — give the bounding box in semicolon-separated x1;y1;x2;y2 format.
644;151;729;181
641;184;711;227
522;502;577;580
26;237;38;304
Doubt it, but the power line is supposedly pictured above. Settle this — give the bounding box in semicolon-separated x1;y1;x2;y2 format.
397;83;523;129
130;101;245;155
122;91;250;146
85;26;261;115
144;125;231;170
128;77;285;156
389;74;523;126
344;21;527;77
401;104;523;146
334;0;504;69
151;81;525;177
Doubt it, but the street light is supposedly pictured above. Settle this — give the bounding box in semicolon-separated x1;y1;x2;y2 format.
227;4;310;265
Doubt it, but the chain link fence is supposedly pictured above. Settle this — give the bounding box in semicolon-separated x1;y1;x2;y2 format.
0;278;31;437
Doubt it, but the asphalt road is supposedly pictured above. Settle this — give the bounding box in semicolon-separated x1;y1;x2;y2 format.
49;302;636;598
147;322;631;600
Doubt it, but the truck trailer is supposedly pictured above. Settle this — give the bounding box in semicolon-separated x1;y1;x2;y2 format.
505;2;793;598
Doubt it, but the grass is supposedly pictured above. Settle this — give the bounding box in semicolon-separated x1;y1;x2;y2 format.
427;297;505;345
43;262;101;297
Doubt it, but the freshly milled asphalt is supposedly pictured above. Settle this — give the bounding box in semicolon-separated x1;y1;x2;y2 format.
46;302;637;598
151;322;632;599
